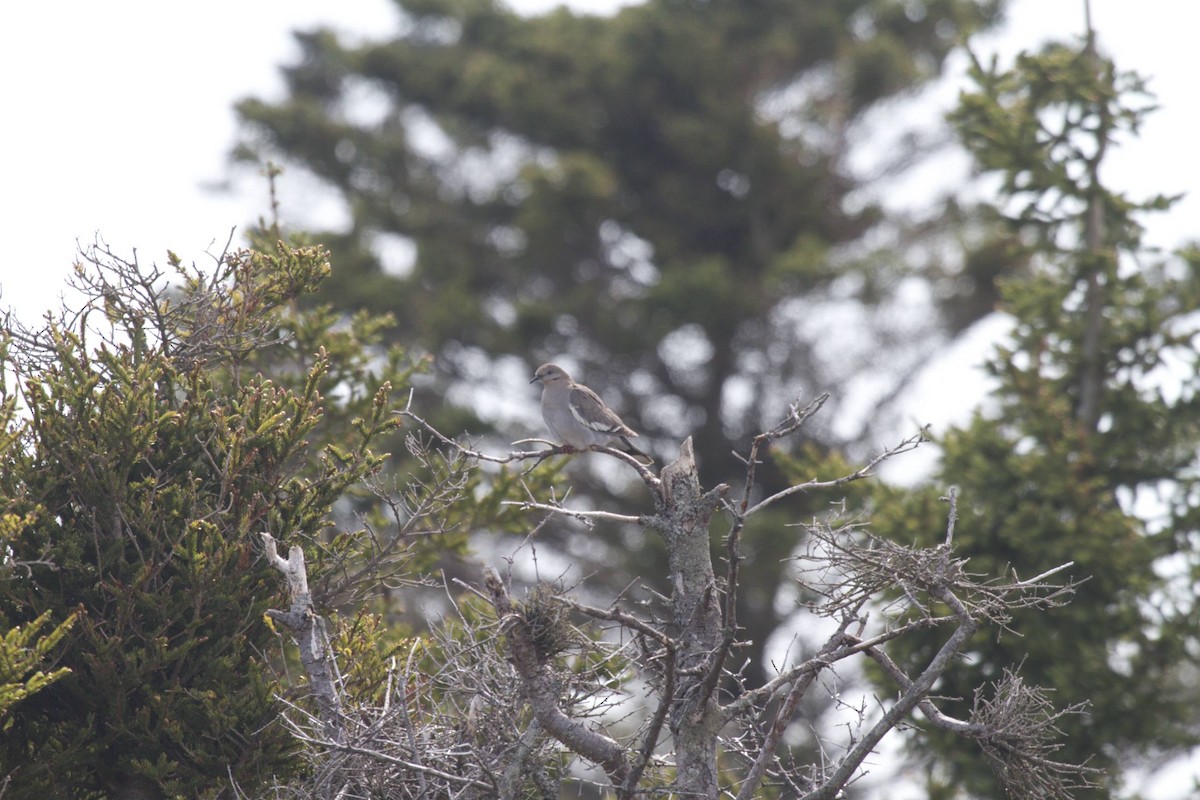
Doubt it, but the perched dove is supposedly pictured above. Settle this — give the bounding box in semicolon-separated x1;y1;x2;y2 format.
530;363;651;461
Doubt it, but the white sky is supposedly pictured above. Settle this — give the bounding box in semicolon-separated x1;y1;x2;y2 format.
0;3;1198;793
1;1;1196;325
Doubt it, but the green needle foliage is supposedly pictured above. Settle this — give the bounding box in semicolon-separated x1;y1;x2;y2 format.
0;610;76;721
871;31;1200;799
0;242;448;798
0;414;79;722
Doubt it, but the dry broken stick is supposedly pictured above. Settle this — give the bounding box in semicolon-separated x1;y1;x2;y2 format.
260;532;346;745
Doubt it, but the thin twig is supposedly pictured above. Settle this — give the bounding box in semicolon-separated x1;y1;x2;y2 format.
499;500;644;526
744;429;927;518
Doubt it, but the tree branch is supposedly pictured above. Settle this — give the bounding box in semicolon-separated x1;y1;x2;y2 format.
743;429;927;519
483;566;630;786
862;640;1100;799
556;596;677;797
400;401;662;490
500;500;644;526
285;727;493;791
734;614;860;800
721;614;952;720
801;593;979;800
260;532;345;745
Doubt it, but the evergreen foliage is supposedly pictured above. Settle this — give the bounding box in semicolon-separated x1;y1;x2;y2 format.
0;406;79;721
870;32;1200;798
0;610;76;721
0;243;437;797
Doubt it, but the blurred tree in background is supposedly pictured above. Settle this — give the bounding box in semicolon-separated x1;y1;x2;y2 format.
871;24;1200;799
235;0;1009;462
234;0;1017;693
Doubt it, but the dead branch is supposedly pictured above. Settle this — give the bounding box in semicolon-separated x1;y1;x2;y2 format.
482;566;632;786
863;643;1100;799
557;595;678;798
801;588;980;800
399;402;662;490
499;499;644;526
743;428;928;519
268;402;1095;800
798;516;1077;629
733;613;862;800
260;532;346;746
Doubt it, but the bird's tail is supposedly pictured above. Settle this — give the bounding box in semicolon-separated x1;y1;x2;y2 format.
619;436;654;465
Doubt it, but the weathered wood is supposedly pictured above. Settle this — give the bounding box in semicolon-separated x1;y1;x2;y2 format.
260;532;346;745
653;437;728;799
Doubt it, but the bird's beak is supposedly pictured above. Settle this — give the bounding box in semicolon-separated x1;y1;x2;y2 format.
529;375;540;384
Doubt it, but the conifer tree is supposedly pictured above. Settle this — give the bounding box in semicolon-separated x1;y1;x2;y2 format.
0;242;448;797
871;20;1200;798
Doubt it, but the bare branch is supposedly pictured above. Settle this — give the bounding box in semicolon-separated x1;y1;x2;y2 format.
500;718;547;800
399;403;544;467
560;596;675;649
260;532;345;745
399;404;662;490
286;728;493;791
734;614;858;800
863;643;1100;799
942;485;959;547
801;601;980;800
797;516;1078;629
1015;561;1077;586
744;428;927;519
970;670;1101;799
482;567;631;786
499;499;644;526
553;595;678;797
589;443;663;490
721;614;952;719
621;651;674;800
714;394;856;740
858;637;979;735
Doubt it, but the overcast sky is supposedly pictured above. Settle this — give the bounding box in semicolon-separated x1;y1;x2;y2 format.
1;1;1197;326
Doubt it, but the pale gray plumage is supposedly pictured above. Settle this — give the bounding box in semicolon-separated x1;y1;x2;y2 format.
530;363;649;460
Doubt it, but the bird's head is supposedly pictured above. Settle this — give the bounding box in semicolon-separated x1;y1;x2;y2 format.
530;363;571;386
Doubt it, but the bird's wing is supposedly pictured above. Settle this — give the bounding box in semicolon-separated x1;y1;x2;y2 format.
569;384;637;437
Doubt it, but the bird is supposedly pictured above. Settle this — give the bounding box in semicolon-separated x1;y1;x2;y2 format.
529;363;651;462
